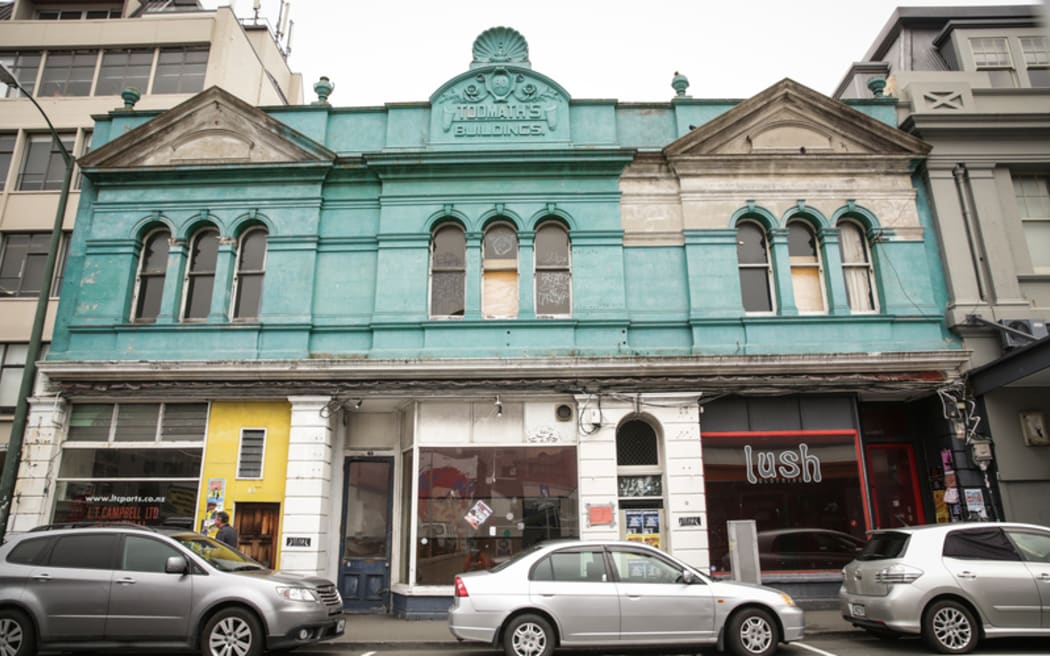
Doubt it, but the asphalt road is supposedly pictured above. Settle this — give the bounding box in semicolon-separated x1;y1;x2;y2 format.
277;633;1050;656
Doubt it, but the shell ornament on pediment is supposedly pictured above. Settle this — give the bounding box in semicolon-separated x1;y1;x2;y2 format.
472;26;529;65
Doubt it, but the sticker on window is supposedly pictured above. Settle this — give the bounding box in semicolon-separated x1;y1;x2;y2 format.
464;500;494;529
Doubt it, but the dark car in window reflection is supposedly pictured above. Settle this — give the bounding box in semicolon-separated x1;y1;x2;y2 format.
720;528;865;572
757;529;866;570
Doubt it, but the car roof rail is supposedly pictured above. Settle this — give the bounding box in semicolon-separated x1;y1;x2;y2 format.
29;522;159;533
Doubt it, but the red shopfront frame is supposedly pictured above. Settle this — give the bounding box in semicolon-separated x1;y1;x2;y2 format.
865;443;926;528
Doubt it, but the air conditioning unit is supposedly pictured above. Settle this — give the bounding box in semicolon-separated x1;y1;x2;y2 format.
998;318;1049;350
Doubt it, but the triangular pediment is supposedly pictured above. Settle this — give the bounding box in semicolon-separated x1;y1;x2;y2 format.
80;86;335;170
664;78;929;158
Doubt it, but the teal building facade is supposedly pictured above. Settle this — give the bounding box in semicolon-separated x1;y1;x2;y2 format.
18;28;969;613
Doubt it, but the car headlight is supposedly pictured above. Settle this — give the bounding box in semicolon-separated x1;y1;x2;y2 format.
276;586;319;602
779;593;796;607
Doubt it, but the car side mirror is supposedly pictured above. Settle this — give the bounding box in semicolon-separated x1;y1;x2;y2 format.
680;570;700;584
165;555;188;574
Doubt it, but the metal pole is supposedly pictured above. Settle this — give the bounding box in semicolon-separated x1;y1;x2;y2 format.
0;65;75;542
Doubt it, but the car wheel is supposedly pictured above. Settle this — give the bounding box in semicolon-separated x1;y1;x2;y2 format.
0;609;35;656
502;613;554;656
727;607;779;656
922;599;978;654
201;607;263;656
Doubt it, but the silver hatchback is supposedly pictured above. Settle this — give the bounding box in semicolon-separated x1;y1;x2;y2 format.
448;539;804;656
840;522;1050;654
0;524;345;656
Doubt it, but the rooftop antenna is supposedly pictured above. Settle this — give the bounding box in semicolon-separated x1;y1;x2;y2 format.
284;18;294;56
252;0;261;23
275;0;288;41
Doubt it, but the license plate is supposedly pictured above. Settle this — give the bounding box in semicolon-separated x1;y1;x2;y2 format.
850;603;866;618
336;618;346;633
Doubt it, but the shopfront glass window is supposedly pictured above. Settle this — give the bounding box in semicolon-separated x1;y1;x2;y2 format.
702;432;865;575
415;446;578;585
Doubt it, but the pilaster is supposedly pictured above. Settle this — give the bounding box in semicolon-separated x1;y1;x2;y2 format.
517;231;536;319
208;237;237;322
769;229;798;316
279;395;334;577
819;228;851;315
9;396;67;533
154;239;187;324
464;232;482;320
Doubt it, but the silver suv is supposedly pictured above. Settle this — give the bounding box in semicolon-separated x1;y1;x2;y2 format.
0;523;345;656
840;522;1050;654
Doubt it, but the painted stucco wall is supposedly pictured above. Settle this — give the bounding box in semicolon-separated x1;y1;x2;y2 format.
197;400;292;560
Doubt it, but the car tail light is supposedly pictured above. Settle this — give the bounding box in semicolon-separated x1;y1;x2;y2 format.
874;564;923;584
454;575;469;597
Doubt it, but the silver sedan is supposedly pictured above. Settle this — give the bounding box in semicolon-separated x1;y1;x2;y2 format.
448;539;804;656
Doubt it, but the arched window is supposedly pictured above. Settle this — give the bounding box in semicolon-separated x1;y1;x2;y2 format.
616;419;663;502
839;220;877;313
132;228;170;322
736;220;774;313
482;221;518;318
430;223;465;317
788;220;826;313
182;227;218;320
233;227;267;320
534;221;570;316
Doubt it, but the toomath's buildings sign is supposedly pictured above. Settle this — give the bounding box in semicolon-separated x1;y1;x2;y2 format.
430;27;569;144
436;68;565;139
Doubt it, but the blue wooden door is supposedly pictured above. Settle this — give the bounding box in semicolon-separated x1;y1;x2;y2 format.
339;457;393;613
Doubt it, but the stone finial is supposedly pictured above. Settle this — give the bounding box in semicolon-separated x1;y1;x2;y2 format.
671;71;690;98
867;76;887;98
120;86;141;110
313;76;334;105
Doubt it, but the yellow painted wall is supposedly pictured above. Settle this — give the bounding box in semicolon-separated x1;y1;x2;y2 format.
197;401;291;563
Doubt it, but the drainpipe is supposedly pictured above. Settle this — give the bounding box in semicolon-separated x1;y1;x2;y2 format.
951;164;993;304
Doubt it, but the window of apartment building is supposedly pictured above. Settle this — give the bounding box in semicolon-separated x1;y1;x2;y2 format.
183;227;219;320
232;227;267;320
74;129;93;190
38;49;98;97
0;343;27;414
788;219;826;313
95;48;153;96
0;134;14;191
534;221;571;316
133;228;171;322
430;223;466;317
1013;174;1050;272
55;402;207;526
736;219;774;313
839;220;878;313
0;232;69;297
152;47;208;94
971;37;1017;87
0;51;42;97
37;8;122;20
17;133;75;190
482;221;519;318
1020;37;1050;87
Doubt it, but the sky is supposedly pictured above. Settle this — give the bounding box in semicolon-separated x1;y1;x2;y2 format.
202;0;1046;106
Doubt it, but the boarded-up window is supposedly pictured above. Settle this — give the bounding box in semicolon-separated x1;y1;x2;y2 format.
482;222;518;318
788;220;826;313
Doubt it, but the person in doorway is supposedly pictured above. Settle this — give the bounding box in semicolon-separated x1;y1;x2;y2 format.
214;511;238;549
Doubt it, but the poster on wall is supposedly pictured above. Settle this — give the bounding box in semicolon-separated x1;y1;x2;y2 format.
464;500;494;529
201;478;226;535
625;509;661;549
964;488;988;520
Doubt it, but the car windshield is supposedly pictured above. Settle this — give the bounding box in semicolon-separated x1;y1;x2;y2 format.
856;531;909;561
172;534;266;572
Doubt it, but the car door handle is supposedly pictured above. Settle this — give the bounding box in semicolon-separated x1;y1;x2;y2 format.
1039;573;1050;582
627;594;642;599
32;574;51;582
115;577;136;585
957;571;977;579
